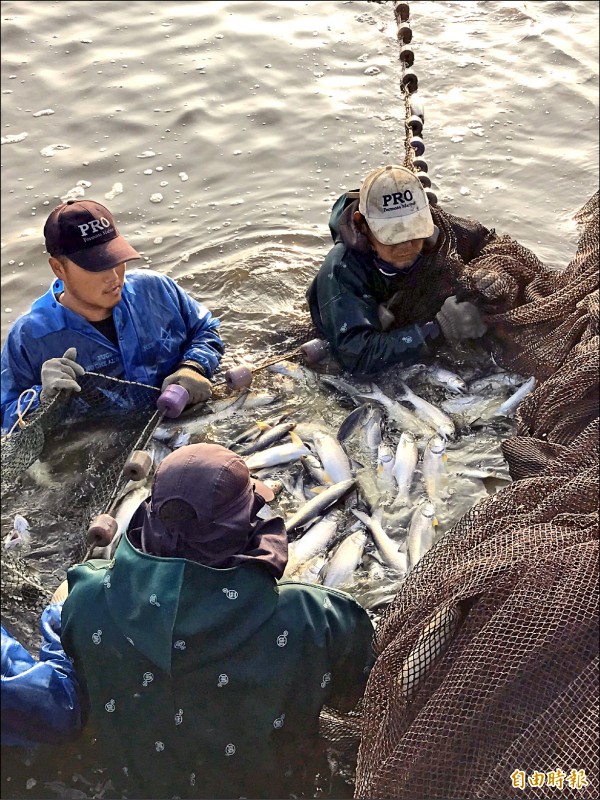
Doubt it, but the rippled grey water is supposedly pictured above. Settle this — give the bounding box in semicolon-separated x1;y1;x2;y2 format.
1;1;598;797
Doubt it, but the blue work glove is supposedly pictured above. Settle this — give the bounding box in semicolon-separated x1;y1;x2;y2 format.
40;347;85;401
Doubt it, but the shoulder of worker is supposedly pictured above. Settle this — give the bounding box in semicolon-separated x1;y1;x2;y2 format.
2;280;66;346
278;579;374;633
122;268;199;304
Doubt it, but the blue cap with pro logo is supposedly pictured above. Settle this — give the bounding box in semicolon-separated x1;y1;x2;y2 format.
43;199;141;272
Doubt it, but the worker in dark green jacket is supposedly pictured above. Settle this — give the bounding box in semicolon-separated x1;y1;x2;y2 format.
306;165;495;374
61;443;374;800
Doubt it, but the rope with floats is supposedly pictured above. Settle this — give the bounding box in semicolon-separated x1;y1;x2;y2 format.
394;1;438;206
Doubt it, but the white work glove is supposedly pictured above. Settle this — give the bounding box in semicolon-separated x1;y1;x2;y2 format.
435;296;487;343
40;347;85;401
161;364;212;406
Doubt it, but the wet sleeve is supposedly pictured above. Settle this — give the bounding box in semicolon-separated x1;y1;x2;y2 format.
1;606;82;747
0;330;42;433
166;277;225;379
323;291;439;375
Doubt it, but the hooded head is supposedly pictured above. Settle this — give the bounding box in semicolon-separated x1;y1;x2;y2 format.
131;443;288;578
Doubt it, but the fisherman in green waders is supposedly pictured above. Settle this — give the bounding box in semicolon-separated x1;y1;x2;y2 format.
61;443;374;799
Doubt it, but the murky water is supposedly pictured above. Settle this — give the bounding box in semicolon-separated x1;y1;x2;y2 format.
1;1;598;797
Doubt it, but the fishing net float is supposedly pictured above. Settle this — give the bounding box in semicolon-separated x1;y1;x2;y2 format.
84;338;329;548
395;1;437;206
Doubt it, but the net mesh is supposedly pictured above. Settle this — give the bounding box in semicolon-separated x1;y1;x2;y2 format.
1;374;159;623
321;191;599;799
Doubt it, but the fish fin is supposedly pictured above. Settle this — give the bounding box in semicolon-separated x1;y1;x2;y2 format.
442;454;448;462
310;486;327;494
322;471;334;484
289;430;304;446
377;464;383;475
433;516;439;527
256;421;271;431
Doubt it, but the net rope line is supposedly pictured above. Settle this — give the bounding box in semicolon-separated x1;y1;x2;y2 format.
400;84;414;171
1;388;39;440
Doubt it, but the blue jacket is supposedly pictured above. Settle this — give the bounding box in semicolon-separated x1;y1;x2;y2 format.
1;604;82;747
1;269;224;431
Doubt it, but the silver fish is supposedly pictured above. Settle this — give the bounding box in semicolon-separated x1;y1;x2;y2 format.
392;432;419;506
4;514;31;550
398;381;455;439
441;394;497;417
295;553;327;584
285;479;356;533
361;405;385;463
337;403;372;442
244;431;310;471
398;605;465;700
352;508;407;576
312;432;353;483
148;439;172;468
320;529;367;588
421;435;449;501
319;374;368;403
228;411;291;448
239;422;296;456
407;499;437;571
301;453;332;486
355;383;436;438
168;391;249;435
493;376;537;418
469;372;526;393
424;364;467;394
376;442;396;493
286;513;340;572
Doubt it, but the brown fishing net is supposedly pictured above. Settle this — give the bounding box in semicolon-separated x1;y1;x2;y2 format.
325;193;599;800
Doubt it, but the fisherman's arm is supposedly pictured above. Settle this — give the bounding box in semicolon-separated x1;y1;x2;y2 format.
0;333;43;432
322;292;440;374
1;605;82;746
158;276;225;405
168;277;224;379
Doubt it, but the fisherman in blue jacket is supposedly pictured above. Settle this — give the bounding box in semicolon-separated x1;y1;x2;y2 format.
1;199;224;432
2;604;81;747
306;165;495;374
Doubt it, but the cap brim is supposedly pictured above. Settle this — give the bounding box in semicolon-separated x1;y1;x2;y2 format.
67;235;142;272
368;207;435;245
252;479;275;503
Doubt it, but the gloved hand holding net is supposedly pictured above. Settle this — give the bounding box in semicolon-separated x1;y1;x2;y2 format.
469;267;507;301
40;347;85;401
435;296;487;343
161;364;212;406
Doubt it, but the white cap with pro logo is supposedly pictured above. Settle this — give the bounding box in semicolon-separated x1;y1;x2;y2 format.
359;164;434;245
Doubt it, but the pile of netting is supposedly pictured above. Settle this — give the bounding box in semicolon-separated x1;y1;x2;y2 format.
1;374;159;621
321;192;599;799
